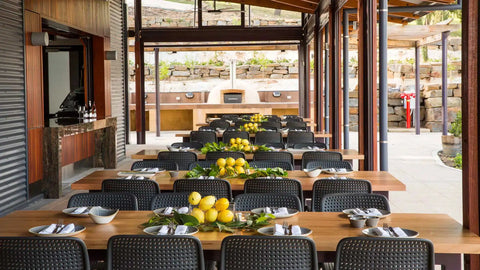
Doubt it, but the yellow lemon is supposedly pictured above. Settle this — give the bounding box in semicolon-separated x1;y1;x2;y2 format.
243;145;251;152
236;138;242;144
188;191;201;205
241;139;250;146
217;158;226;167
244;124;248;129
235;166;245;174
226;157;236;167
248;123;253;127
191;208;205;224
215;198;230;211
245;128;250;132
230;138;236;145
217;210;234;223
199;195;216;211
219;167;226;176
205;208;218;223
253;123;258;127
235;158;246;167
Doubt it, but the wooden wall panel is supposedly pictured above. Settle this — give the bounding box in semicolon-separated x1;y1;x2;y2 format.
25;10;44;184
93;36;112;119
61;132;95;166
24;0;110;37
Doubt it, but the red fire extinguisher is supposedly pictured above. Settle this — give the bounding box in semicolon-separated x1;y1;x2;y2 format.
401;92;416;128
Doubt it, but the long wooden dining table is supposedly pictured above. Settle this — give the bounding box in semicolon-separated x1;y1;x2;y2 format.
131;149;365;161
175;131;332;141
0;210;477;269
70;170;405;198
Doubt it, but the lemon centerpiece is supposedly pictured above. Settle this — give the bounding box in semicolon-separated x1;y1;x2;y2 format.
201;138;271;154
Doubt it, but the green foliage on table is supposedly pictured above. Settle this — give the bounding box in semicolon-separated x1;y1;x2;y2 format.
142;211;200;228
200;142;271;154
201;142;227;154
185;164;288;179
185;164;220;178
453;153;462;169
238;167;288;179
449;112;462;137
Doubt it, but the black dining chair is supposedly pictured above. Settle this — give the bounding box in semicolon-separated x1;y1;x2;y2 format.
150;192;190;210
293;142;327;150
222;131;249;143
131;160;178;171
234;193;303;211
286;131;314;148
301;151;343;169
253;151;294;166
248;160;294;171
244;178;304;208
0;236;90;270
107;235;205;270
286;121;308;131
319;193;390;212
68;192;139;210
311;179;372;212
157;151;198;170
255;131;282;145
171;141;204;150
210;119;230;130
220;235;318;270
333;237;435;270
190;131;217;145
101;179;160;210
305;160;353;171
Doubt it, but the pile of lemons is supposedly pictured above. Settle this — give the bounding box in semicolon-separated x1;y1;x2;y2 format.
227;137;253;152
249;113;266;123
242;122;260;133
216;156;248;177
189;191;234;224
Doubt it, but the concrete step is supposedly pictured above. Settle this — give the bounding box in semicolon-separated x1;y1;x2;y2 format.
388;128;431;133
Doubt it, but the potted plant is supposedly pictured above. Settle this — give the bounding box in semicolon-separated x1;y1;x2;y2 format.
442;111;462;156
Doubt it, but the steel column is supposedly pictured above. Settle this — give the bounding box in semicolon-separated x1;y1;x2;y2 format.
324;24;330;146
314;11;323;132
358;0;378;171
298;40;308;117
329;5;341;149
441;31;450;135
342;10;350;149
415;43;421;135
134;0;146;144
379;0;388;171
154;48;160;137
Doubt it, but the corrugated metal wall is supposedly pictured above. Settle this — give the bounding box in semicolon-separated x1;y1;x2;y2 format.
110;0;127;161
0;0;28;216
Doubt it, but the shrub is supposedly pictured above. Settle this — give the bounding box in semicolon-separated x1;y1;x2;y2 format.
453;153;462;169
449;112;462;137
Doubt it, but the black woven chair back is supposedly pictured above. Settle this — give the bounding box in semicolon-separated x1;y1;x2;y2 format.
286;121;308;130
264;142;285;149
210;119;230;130
311;179;372;212
234;193;303;211
198;126;215;132
334;237;435;270
222;131;249;142
320;193;390;212
253;151;294;166
306;160;352;170
157;151;198;170
171;141;204;150
264;115;281;121
68;192;138;210
206;151;246;161
293;142;327;150
131;160;178;171
301;151;343;169
190;131;217;144
287;131;314;147
244;178;304;207
283;115;303;121
248;160;294;171
261;121;282;130
220;235;318;270
221;114;239;121
174;179;233;201
150;192;190;210
188;160;216;170
101;179;160;210
107;235;205;270
0;236;90;270
255;131;282;144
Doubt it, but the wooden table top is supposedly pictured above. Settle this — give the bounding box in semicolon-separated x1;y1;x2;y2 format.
176;132;332;139
195;121;316;128
1;211;479;254
71;170;405;192
131;149;364;160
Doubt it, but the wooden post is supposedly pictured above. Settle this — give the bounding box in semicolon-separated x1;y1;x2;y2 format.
462;0;479;268
357;0;378;170
314;11;323;132
134;0;146;144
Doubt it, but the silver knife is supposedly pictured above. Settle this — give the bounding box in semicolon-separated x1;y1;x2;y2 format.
388;227;399;237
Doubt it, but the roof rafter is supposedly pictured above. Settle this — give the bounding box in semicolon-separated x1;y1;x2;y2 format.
221;0;314;13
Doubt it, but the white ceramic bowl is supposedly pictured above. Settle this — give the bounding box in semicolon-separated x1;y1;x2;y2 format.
169;171;179;178
88;206;119;224
303;168;322;178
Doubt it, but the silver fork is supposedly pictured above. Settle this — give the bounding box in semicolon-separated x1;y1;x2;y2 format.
168;222;175;235
53;219;64;234
282;221;289;235
383;223;393;237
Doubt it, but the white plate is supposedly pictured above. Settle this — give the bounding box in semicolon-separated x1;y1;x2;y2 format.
29;225;86;237
257;226;312;236
342;209;391;218
362;227;419;238
117;171;156;178
322;169;353;175
143;225;198;235
62;207;91;217
251;208;299;219
153;207;189;217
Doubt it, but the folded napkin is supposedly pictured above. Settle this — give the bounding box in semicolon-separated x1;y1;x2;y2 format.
337;168;347;173
163;207;174;215
352;208;383;217
273;207;289;216
273;224;284;235
72;207;89;214
39;224;57;234
174;225;188;235
124;175;133;180
136;176;145;180
157;225;169;235
59;223;75;234
177;207;189;214
264;207;272;214
326;176;347;179
291;225;302;236
372;227;390;237
392;227;408;237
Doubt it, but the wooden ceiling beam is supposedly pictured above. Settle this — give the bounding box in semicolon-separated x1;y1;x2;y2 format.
221;0;315;13
389;12;422;19
129;44;298;52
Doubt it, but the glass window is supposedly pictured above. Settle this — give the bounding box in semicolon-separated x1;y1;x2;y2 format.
135;0;198;28
201;1;243;26
247;5;301;27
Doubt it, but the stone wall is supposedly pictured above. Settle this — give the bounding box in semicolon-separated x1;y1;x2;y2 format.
142;63;299;81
